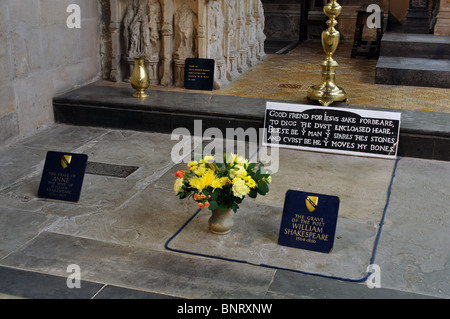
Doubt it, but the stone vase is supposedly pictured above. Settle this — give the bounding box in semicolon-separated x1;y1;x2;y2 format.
208;207;234;235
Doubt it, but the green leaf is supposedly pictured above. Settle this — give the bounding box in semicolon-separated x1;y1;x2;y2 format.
208;201;218;210
257;181;269;195
211;190;219;200
248;188;258;198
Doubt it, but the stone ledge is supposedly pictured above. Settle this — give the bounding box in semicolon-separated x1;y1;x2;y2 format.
53;82;450;161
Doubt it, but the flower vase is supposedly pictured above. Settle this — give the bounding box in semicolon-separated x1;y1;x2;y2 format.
208;208;234;235
131;56;149;98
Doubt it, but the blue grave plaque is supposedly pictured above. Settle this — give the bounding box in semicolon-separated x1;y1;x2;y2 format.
278;190;340;253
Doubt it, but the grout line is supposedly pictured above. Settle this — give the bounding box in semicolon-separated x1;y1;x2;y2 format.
91;284;108;299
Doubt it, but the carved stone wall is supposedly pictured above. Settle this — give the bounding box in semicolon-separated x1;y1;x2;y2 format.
105;0;266;89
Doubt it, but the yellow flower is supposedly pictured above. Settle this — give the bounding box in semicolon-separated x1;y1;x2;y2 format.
203;155;215;163
232;178;248;199
174;178;184;194
229;165;247;179
190;176;206;192
245;176;256;189
211;178;223;190
227;153;237;164
201;169;215;187
211;176;229;189
188;161;198;172
229;153;248;165
194;164;207;176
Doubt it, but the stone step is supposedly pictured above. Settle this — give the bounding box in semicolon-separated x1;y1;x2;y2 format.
375;56;450;88
380;32;450;60
53;83;450;161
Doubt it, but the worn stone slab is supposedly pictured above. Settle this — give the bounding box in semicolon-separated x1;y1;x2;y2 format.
1;130;188;210
1;232;275;299
44;184;196;250
267;269;437;299
376;158;450;298
167;148;397;280
0;207;57;260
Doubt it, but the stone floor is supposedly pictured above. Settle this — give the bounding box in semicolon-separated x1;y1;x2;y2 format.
0;124;449;299
218;41;450;113
1;40;449;300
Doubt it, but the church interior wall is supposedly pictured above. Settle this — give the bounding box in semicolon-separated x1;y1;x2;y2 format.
0;0;101;145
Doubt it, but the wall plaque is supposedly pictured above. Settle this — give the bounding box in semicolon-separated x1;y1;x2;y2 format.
184;58;215;91
264;102;401;159
38;151;88;202
278;190;340;253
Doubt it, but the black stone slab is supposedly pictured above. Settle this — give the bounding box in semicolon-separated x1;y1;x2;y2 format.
53;84;265;135
0;265;102;299
53;82;450;161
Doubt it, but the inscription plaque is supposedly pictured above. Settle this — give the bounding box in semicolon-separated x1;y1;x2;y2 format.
38;151;88;202
278;190;340;253
264;102;401;159
184;58;215;91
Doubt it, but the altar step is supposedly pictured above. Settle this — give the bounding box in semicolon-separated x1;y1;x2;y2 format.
53;83;450;161
375;32;450;88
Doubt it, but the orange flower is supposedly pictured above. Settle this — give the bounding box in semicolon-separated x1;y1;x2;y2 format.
198;202;205;209
175;170;185;179
193;194;200;201
204;202;210;208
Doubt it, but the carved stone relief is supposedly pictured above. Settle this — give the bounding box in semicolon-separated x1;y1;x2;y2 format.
105;0;266;89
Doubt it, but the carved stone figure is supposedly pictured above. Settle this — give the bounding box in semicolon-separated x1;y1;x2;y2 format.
148;0;161;60
126;1;149;57
208;1;224;61
174;3;198;60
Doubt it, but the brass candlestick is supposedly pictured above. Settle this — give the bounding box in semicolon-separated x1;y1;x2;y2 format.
131;57;150;98
307;0;347;107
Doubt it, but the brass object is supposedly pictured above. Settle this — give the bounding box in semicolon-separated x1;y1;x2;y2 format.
131;56;150;98
307;0;347;107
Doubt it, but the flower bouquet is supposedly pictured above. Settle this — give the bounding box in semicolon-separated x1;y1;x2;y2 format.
174;153;272;213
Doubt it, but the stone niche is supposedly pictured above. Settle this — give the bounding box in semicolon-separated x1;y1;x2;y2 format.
107;0;266;89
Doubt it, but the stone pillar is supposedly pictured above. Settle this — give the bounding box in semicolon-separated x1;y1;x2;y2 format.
435;0;450;35
160;0;174;86
197;0;208;58
404;0;431;33
109;0;122;81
